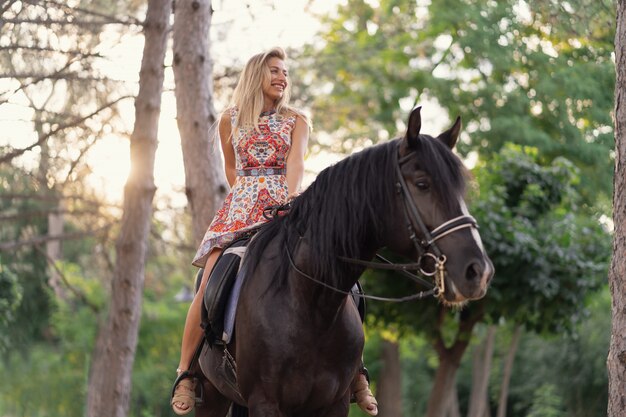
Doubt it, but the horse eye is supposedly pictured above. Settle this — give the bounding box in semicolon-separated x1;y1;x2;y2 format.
416;180;430;191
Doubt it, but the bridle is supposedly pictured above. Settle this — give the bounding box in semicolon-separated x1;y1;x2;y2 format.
337;144;479;300
281;142;480;302
390;147;478;296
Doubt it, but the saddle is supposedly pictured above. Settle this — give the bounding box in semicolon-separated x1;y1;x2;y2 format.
199;237;366;347
200;237;251;347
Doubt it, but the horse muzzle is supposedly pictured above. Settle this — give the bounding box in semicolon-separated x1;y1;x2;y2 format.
440;256;494;304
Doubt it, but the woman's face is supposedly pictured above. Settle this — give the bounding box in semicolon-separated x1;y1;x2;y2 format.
262;57;288;103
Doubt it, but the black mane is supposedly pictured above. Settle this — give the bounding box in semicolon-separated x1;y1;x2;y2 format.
244;135;467;290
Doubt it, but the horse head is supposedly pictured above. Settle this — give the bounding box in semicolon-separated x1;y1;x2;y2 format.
387;106;494;305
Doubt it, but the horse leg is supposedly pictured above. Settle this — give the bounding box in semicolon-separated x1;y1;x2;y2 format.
194;377;232;417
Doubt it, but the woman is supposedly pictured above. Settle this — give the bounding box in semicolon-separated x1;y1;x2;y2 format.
171;47;378;416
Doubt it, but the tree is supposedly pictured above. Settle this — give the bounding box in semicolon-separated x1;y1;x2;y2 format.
172;0;228;245
608;0;626;415
85;1;171;416
299;0;615;202
0;0;138;350
377;335;404;417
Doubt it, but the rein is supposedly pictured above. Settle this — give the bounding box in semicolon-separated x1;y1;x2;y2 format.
285;244;438;302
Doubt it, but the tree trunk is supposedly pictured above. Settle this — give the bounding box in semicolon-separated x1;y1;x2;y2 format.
496;325;521;417
427;349;463;417
468;326;496;417
35;116;67;300
86;1;170;416
609;1;626;415
446;383;461;417
172;0;228;244
377;338;403;417
427;305;484;417
46;198;66;299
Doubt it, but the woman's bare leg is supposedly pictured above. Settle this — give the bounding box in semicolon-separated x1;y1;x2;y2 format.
177;249;222;371
172;249;222;414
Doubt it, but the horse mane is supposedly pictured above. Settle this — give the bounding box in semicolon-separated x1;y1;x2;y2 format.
244;135;467;291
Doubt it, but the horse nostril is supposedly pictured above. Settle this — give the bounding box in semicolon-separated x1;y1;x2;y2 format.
465;262;481;282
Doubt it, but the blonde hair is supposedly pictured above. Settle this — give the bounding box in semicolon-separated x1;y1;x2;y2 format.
228;47;310;136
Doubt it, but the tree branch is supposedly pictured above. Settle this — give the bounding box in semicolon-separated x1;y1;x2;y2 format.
33;245;101;313
0;95;133;164
0;57;77;105
0;44;104;59
0;224;112;252
0;208;101;222
23;0;143;26
3;17;136;28
0;193;121;209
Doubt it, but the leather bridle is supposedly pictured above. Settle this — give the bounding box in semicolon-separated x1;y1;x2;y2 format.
339;145;479;299
281;143;481;302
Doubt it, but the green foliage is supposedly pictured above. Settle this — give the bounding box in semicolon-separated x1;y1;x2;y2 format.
472;144;611;333
0;263;22;353
526;384;566;417
0;163;54;354
0;293;96;417
300;0;615;201
503;289;610;417
0;268;191;417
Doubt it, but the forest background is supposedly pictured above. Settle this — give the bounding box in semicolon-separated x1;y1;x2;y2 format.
0;0;621;417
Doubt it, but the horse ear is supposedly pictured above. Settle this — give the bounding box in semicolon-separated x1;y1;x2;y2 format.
406;106;422;148
438;116;462;149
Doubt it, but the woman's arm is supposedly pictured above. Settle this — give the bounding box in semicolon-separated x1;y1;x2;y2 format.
219;111;236;188
285;115;310;199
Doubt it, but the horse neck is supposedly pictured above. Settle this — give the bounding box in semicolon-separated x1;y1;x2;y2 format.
290;234;375;318
292;185;389;296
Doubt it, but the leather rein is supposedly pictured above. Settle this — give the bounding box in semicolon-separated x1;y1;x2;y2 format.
274;144;479;302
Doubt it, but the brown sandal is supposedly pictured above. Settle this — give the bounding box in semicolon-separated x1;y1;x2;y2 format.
171;371;197;415
353;371;378;416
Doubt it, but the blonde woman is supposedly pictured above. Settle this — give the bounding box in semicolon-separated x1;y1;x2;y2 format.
171;47;378;416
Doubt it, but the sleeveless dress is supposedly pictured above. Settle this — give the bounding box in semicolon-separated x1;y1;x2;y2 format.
192;108;297;267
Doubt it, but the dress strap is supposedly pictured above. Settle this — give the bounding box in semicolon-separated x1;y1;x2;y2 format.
229;107;238;127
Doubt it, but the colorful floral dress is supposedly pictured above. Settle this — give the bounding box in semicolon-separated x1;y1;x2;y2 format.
192;108;296;267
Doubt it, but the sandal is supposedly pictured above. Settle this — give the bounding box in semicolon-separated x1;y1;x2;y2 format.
353;369;378;416
171;370;198;415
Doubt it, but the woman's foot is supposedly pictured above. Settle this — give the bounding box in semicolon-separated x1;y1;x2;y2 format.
171;370;197;415
353;372;378;416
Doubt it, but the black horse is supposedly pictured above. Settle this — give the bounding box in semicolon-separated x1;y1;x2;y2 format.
194;107;494;417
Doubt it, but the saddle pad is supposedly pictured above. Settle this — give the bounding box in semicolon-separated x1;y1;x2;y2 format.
201;238;249;345
222;264;248;344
